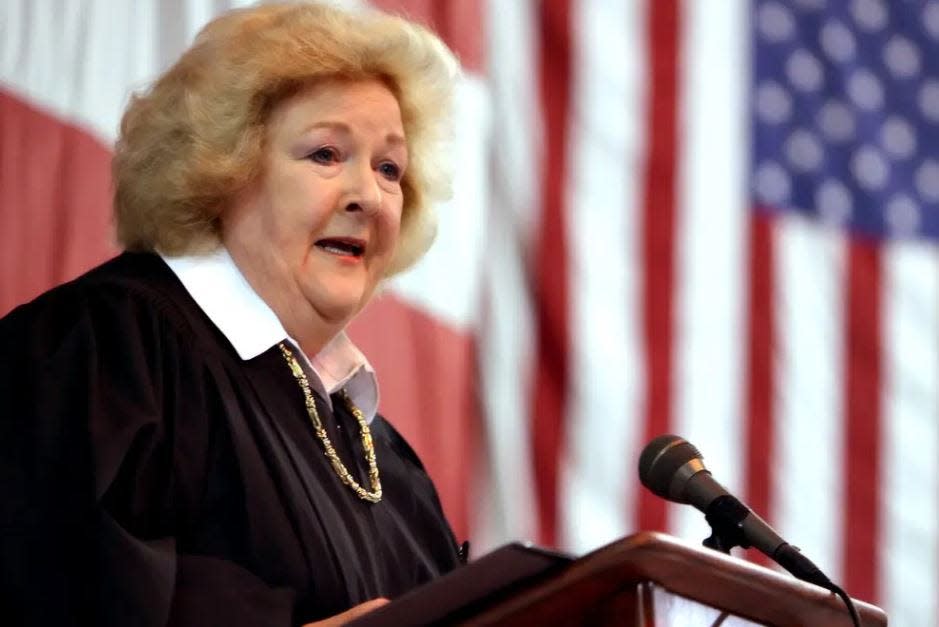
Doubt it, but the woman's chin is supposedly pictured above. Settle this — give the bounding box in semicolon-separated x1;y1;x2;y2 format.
307;291;366;326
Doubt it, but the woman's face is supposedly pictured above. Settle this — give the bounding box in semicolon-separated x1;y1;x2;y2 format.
222;78;406;344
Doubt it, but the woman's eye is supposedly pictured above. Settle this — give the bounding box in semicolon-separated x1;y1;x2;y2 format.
309;147;339;164
378;161;402;181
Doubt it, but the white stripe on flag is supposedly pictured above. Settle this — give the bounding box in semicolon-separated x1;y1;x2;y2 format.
483;0;543;250
390;76;489;330
1;0;164;144
773;216;845;581
560;0;646;553
671;0;749;544
473;0;541;550
880;241;939;625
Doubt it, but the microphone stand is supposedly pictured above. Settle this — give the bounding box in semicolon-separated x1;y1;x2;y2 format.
701;495;752;554
699;496;862;627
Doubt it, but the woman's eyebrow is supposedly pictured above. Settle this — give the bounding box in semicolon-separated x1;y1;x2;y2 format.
302;120;351;135
385;132;406;147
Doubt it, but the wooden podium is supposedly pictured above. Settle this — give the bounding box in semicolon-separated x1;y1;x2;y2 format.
352;531;887;626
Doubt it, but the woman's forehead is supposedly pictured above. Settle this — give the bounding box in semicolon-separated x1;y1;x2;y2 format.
269;78;405;141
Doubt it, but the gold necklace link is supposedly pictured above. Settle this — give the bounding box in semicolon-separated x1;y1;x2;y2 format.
279;342;382;503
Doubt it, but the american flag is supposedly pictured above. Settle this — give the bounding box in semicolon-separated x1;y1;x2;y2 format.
748;0;939;616
2;0;938;624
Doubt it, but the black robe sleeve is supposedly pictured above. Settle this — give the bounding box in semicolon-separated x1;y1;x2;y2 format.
0;281;294;627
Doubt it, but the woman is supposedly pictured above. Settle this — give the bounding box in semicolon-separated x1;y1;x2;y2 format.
0;3;461;625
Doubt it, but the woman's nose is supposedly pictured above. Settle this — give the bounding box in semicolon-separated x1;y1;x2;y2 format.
343;162;382;214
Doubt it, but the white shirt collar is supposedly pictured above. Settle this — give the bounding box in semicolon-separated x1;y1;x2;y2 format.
160;248;380;422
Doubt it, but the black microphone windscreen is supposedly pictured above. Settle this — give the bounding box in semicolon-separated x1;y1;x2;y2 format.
638;434;704;499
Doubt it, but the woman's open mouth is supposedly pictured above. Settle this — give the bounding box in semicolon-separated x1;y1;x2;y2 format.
314;237;366;258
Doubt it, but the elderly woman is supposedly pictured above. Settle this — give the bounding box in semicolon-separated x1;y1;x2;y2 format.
0;3;461;626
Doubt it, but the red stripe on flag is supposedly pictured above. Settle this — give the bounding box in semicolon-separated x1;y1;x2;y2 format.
744;210;776;567
637;0;682;532
531;0;572;547
348;295;478;542
0;89;116;316
430;0;484;73
369;0;484;72
843;239;882;602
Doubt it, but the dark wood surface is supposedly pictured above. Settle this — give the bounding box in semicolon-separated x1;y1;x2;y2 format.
464;532;887;626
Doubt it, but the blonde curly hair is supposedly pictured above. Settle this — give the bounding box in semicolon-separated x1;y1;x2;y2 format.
113;1;457;275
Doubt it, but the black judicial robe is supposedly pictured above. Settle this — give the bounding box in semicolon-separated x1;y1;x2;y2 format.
0;252;461;626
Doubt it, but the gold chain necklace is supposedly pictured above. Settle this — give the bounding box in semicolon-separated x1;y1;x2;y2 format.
278;342;382;503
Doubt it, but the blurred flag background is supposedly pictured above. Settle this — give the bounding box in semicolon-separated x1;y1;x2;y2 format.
2;0;938;624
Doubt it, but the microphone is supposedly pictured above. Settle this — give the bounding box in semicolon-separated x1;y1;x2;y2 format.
637;434;832;590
